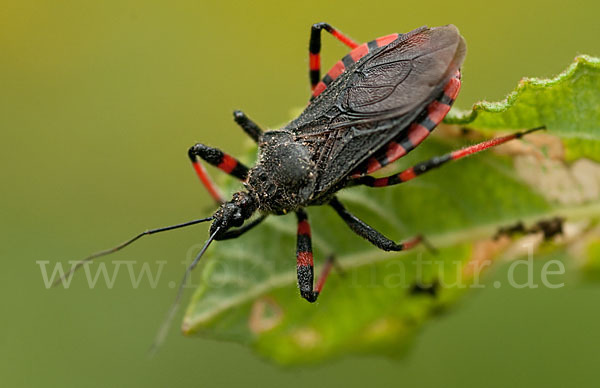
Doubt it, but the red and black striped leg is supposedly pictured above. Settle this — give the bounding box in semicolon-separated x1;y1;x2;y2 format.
329;197;423;251
353;126;546;188
309;22;359;91
296;209;336;303
188;144;250;204
352;71;462;177
233;110;263;143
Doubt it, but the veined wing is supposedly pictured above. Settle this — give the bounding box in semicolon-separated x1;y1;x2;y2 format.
283;25;466;195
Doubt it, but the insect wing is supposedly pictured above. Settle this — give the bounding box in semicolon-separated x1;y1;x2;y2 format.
286;25;466;195
339;25;465;116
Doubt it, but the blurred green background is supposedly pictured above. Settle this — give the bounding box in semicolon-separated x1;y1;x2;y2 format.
2;0;599;387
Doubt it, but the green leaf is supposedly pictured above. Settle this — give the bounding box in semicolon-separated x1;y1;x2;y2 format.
182;56;600;364
446;55;600;161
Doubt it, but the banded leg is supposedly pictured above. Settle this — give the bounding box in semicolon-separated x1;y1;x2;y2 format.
354;126;546;188
188;144;249;204
233;110;263;143
329;197;423;251
310;25;401;101
296;209;336;303
309;23;359;91
352;70;462;177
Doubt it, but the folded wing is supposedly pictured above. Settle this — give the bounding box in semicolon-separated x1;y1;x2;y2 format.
283;25;467;195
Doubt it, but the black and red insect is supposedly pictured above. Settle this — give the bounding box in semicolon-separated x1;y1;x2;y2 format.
58;23;541;329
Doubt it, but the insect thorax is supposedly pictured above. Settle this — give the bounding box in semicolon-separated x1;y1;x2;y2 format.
246;130;317;213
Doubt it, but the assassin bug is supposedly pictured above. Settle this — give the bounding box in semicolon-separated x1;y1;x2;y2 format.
56;24;543;343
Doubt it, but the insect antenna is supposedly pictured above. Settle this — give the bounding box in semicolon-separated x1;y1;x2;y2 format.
52;216;214;287
149;226;221;355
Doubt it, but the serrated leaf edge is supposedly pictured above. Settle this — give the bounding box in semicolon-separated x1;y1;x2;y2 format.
444;55;600;125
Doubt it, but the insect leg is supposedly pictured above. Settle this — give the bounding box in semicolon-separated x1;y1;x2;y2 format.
329;197;423;251
295;209;335;303
233;110;263;143
188;144;250;204
309;23;359;91
353;126;545;188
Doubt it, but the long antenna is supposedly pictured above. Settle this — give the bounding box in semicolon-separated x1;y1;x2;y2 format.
52;216;214;287
149;226;221;355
